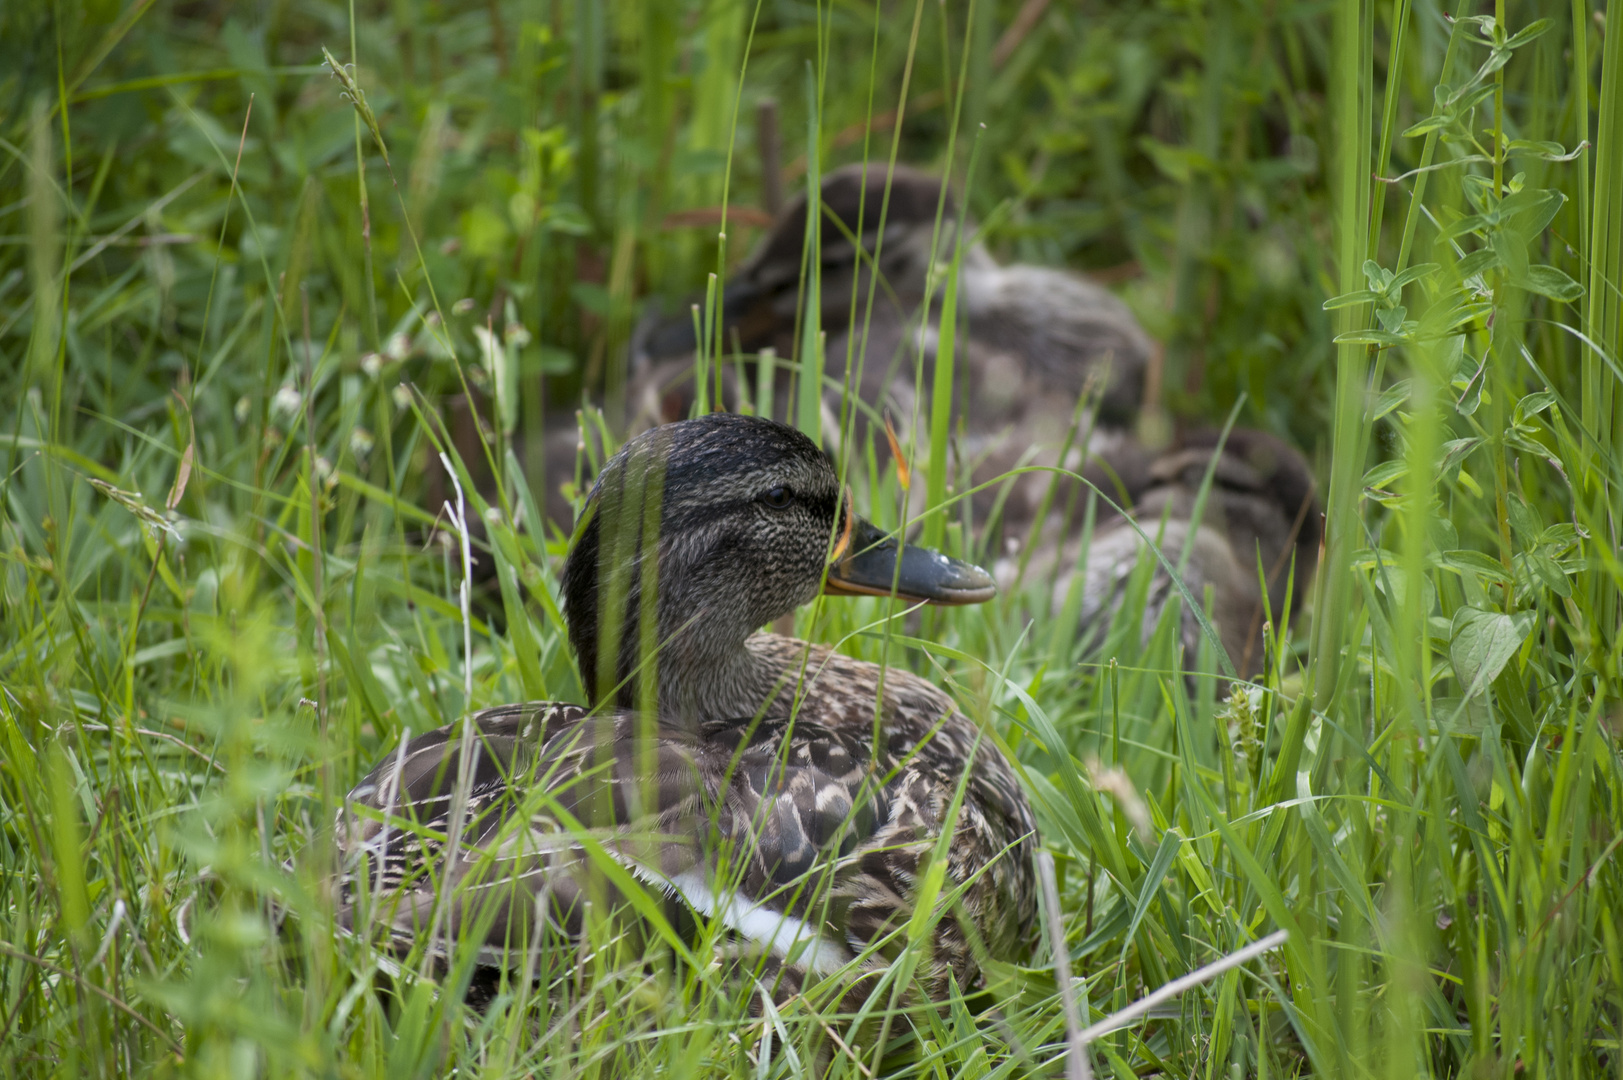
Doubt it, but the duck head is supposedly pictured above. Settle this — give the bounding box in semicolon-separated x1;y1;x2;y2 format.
633;163;969;368
561;413;995;718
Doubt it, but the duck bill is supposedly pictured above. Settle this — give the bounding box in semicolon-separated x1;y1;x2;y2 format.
824;518;997;606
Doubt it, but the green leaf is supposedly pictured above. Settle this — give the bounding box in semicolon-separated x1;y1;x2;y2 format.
1514;390;1558;424
1323;289;1377;311
1475;48;1513;81
1437;333;1466;375
1441;549;1515;584
1334;328;1406;347
1443;299;1495;331
1369;380;1412;422
1505;492;1541;545
1371;563;1436;615
1452;83;1499;112
1506;188;1564;239
1491;227;1531;282
1439;436;1483;472
1519;264;1584;302
1375;306;1408;332
1438;214;1490;243
1537;522;1583;549
1449;606;1535;698
1389;262;1440;291
1456;247;1500;279
1455;374;1485;416
1402;114;1451;138
1521;549;1572;597
1363;459;1408;490
1138;136;1211;183
1363;259;1395;291
1507;139;1588;162
1504;18;1554;49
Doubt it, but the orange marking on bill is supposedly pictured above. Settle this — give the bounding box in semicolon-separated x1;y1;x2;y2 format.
882;413;910;491
828;489;855;563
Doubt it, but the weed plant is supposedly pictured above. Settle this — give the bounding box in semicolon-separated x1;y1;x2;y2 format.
0;0;1620;1076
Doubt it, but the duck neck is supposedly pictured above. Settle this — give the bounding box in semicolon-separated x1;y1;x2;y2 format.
650;626;795;726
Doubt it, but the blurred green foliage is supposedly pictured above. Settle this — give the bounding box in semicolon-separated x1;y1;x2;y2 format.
1;0;1621;1076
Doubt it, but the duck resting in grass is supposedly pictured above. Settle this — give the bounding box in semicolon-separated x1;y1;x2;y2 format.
627;162;1156;540
334;412;1039;1003
1034;427;1321;680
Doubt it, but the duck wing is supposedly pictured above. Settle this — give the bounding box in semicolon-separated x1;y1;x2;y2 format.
335;705;892;977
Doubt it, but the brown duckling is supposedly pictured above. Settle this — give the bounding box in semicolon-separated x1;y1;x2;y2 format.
334;413;1038;1004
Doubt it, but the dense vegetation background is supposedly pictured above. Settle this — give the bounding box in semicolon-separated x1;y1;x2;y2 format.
1;0;1620;1075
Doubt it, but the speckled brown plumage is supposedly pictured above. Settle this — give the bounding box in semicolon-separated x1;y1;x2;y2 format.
334;414;1038;1004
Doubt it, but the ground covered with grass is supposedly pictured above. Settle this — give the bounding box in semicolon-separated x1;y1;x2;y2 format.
2;0;1622;1076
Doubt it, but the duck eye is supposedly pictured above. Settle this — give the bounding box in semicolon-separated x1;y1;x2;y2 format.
761;485;794;510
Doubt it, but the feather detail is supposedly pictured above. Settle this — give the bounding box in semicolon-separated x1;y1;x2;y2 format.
334;640;1038;999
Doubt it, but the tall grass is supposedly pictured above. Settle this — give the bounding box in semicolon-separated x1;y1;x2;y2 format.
1;0;1620;1076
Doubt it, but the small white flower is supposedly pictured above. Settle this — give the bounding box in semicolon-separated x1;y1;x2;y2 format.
504;321;532;348
385;332;411;361
452;297;477;316
270;384;303;421
360;352;384;378
391;383;413;411
349;427;375;460
234;395;252;424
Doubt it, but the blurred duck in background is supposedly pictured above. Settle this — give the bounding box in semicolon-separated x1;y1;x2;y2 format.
1029;427;1321;679
626;162;1157;543
483;162;1319;679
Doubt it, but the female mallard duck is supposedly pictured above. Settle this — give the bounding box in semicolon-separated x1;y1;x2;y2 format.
336;412;1038;1001
627;163;1155;540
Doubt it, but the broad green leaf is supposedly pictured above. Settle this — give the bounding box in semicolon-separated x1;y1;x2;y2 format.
1491;226;1530;282
1538;522;1583;548
1456;247;1500;279
1519;264;1584;302
1449;606;1535;698
1521;549;1573;597
1375;306;1408;332
1505;492;1541;545
1506;188;1564;239
1440;548;1515;584
1371;563;1436;615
